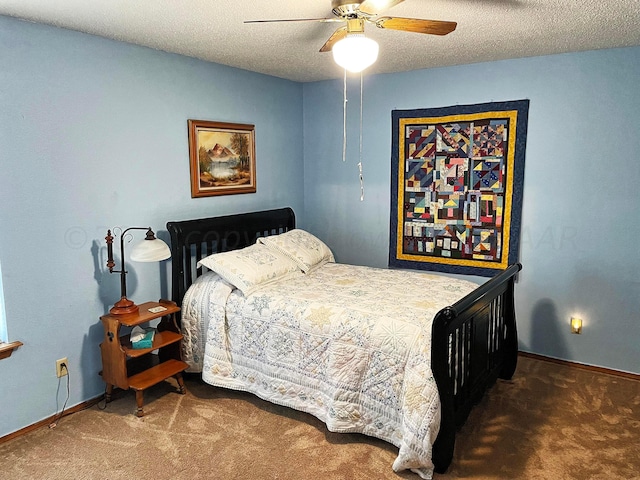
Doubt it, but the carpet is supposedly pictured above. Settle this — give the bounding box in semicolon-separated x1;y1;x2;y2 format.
2;355;639;479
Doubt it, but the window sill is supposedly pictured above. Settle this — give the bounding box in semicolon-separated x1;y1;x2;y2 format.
0;341;23;360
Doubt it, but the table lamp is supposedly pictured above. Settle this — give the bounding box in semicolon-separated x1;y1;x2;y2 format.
105;226;171;315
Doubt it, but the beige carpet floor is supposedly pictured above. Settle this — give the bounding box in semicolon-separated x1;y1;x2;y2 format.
2;355;639;479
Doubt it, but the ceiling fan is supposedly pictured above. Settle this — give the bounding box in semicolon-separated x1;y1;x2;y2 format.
246;0;457;196
245;0;457;58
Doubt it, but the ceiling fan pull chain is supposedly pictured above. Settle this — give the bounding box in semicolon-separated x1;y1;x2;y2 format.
342;68;348;162
358;160;364;201
358;71;364;201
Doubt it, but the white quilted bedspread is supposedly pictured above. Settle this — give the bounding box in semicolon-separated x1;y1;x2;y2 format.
181;263;477;479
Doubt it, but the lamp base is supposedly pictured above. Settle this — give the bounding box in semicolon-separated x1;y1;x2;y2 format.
110;296;139;315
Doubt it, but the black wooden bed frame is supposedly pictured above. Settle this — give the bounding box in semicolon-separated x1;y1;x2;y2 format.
167;207;521;474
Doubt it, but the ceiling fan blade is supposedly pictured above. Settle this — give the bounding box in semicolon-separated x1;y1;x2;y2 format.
319;26;348;52
244;18;341;24
375;17;457;35
359;0;405;15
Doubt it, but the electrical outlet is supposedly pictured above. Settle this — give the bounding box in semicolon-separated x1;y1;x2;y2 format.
56;357;68;378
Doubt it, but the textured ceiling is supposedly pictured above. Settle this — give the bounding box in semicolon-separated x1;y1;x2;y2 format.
1;0;639;82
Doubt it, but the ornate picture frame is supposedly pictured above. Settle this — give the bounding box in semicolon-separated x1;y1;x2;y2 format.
188;119;256;197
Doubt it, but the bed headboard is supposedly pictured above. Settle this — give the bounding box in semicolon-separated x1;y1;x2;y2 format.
166;207;296;315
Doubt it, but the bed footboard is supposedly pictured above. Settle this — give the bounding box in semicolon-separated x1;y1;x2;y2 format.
430;263;522;473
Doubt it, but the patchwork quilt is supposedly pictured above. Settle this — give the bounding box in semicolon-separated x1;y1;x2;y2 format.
181;263;477;479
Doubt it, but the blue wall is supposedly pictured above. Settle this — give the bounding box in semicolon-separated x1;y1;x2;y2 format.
0;16;303;437
302;47;640;375
1;13;639;439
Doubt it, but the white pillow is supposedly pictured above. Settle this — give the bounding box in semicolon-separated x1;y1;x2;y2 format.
257;229;334;273
197;243;301;296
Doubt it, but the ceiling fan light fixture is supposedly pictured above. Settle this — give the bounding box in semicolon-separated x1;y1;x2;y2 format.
332;33;379;73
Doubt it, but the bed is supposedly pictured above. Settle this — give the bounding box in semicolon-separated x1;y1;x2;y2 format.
167;207;521;479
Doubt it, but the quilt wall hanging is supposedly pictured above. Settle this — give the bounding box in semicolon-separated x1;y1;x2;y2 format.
390;100;529;277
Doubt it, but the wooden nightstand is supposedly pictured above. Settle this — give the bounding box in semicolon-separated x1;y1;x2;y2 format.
99;299;188;416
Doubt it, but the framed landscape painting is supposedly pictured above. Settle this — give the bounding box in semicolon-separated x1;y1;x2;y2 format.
188;120;256;197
